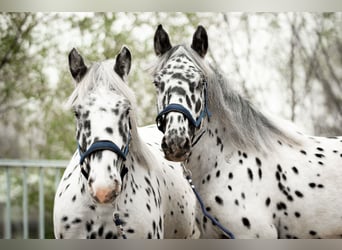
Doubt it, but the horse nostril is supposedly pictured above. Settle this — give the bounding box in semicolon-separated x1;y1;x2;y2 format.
183;138;191;150
161;137;169;151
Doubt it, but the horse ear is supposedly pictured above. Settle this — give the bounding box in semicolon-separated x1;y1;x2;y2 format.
68;48;88;83
114;46;132;80
154;24;172;56
191;25;208;58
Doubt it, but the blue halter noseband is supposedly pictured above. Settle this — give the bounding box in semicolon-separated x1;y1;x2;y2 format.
78;133;131;179
156;80;211;133
78;136;130;165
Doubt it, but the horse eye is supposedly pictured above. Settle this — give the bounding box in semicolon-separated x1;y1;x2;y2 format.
128;118;132;130
195;81;202;89
74;110;80;118
196;79;205;89
153;80;160;87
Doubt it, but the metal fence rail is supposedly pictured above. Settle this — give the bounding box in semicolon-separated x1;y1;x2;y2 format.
0;159;67;239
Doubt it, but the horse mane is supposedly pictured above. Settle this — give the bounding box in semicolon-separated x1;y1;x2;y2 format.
66;60;157;169
151;45;301;152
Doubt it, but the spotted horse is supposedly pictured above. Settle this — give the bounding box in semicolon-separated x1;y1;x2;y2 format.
53;46;199;239
151;24;342;239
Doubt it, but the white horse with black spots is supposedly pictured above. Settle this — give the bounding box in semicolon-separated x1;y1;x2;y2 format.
151;24;342;238
53;46;199;239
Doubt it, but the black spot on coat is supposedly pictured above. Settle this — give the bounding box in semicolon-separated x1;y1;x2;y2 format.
242;217;251;229
247;168;253;181
215;196;224;205
265;197;271;207
295;190;304;198
255;157;262;167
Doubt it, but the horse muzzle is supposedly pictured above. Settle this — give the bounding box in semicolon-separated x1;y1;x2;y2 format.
161;135;191;162
91;179;121;204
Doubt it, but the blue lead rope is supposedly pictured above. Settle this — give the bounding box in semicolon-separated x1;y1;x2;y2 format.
113;213;127;239
185;174;235;239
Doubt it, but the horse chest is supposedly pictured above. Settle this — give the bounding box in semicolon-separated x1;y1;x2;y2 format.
54;171;117;238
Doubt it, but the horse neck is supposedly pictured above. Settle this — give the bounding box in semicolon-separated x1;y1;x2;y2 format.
186;118;235;183
121;152;151;185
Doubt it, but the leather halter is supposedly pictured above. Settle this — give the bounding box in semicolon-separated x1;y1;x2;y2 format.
78;133;131;179
156;80;211;134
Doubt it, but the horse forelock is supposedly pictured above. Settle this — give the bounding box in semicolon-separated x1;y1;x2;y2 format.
150;45;211;76
66;59;157;170
151;45;301;152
